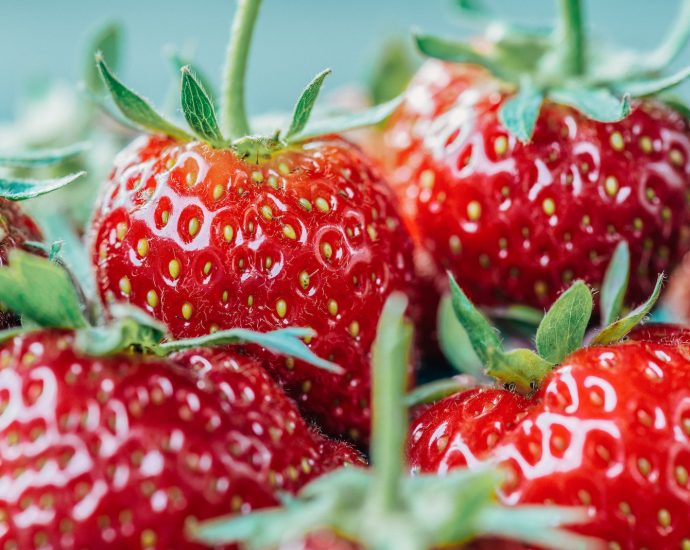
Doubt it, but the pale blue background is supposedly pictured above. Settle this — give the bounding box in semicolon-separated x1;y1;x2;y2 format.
0;0;688;118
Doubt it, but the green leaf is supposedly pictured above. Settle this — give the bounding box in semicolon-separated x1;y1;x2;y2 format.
0;327;30;345
285;69;332;140
85;22;122;95
613;66;690;98
498;82;544;142
437;293;484;377
160;327;342;374
535;281;593;364
448;274;503;366
485;305;544;326
168;49;217;100
405;377;474;407
181;66;226;147
0;142;89;167
600;241;630;326
591;274;663;345
662;95;690;119
0;250;87;329
96;54;192;141
368;38;416;106
289;96;402;142
549;87;631;122
486;347;553;394
0;172;85;201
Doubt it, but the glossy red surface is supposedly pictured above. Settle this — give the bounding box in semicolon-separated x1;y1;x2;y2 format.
408;337;690;548
384;60;690;309
90;135;418;442
0;331;358;548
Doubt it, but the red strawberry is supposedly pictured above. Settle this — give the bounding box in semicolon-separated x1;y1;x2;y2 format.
383;2;690;313
89;0;416;443
0;329;359;549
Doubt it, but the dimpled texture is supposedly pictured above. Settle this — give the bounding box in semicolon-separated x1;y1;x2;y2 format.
0;199;43;329
90;134;417;442
408;337;690;548
0;331;359;549
383;60;690;309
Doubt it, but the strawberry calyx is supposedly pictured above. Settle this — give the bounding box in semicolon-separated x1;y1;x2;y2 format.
0;249;341;373
95;0;400;162
446;242;663;393
417;0;690;141
191;293;598;550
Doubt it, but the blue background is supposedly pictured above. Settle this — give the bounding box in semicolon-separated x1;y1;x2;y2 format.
0;0;689;119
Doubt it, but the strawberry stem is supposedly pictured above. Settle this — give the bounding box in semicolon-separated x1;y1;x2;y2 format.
221;0;263;139
558;0;586;76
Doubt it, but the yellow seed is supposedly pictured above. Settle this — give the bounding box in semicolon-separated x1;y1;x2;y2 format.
161;211;170;225
328;299;338;316
203;261;212;275
299;271;310;290
182;302;193;320
321;242;333;260
223;225;234;242
542;198;556;216
261;205;273;220
315;197;331;213
265;256;273;269
535;280;547;297
605;176;619;197
278;162;290;175
619;501;631;516
116;222;127;241
166;157;175;170
298;198;312;212
639;136;653;153
366;224;378;241
348;321;360;337
146;290;159;308
420;170;435;189
188;217;200;237
494;135;508;156
676;465;689;486
610;132;624;151
251;171;264;183
637;457;651;477
683;538;690;550
276;299;287;318
283;224;297;240
137;239;149;258
633;217;643;230
213;184;224;200
662;206;672;221
222;290;229;303
670;148;685;167
268;175;279;189
141;529;157;548
247;295;253;307
119;277;131;296
467;200;482;221
169;259;181;279
185;172;195;187
582;214;591;226
449;235;462;254
657;508;671;528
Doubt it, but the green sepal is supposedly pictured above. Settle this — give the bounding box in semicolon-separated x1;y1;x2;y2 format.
0;250;87;329
613;65;690;98
591;273;663;345
437;293;484;377
0;172;85;201
662;95;690;119
167;48;217;100
487;347;553;393
160;327;342;374
0;142;89;167
484;305;544;326
288;96;402;143
181;66;226;147
0;327;31;346
284;69;332;140
498;80;544;142
405;376;476;407
549;87;630;122
368;38;416;106
96;54;192;141
600;241;630;326
84;22;122;96
448;274;503;365
535;281;593;364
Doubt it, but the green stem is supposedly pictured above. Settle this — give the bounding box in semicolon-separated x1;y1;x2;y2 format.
369;294;413;512
558;0;586;76
221;0;263;139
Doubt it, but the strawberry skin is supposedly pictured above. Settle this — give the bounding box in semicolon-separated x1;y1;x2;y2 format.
90;134;417;441
384;60;690;309
0;330;359;549
408;332;690;548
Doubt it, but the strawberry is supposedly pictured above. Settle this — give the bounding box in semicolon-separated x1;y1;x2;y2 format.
383;1;690;312
0;250;361;549
88;0;416;443
406;264;686;548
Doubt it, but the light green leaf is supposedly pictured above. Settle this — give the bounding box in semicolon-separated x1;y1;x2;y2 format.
600;241;630;326
96;54;192;141
181;66;226;147
0;142;89;167
168;49;217;100
662;95;690;119
85;22;122;95
613;66;690;98
0;172;85;201
160;327;342;373
486;347;553;394
498;82;544;142
290;96;402;142
485;305;544;325
448;274;503;365
285;69;332;140
591;274;663;345
535;281;593;363
549;87;631;122
368;38;416;106
0;250;87;329
405;377;474;407
437;293;484;377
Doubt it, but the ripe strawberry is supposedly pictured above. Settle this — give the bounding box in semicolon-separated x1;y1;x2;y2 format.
383;1;690;312
0;329;359;549
89;0;416;442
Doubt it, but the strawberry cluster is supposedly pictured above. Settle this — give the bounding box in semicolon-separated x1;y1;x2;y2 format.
0;0;690;548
